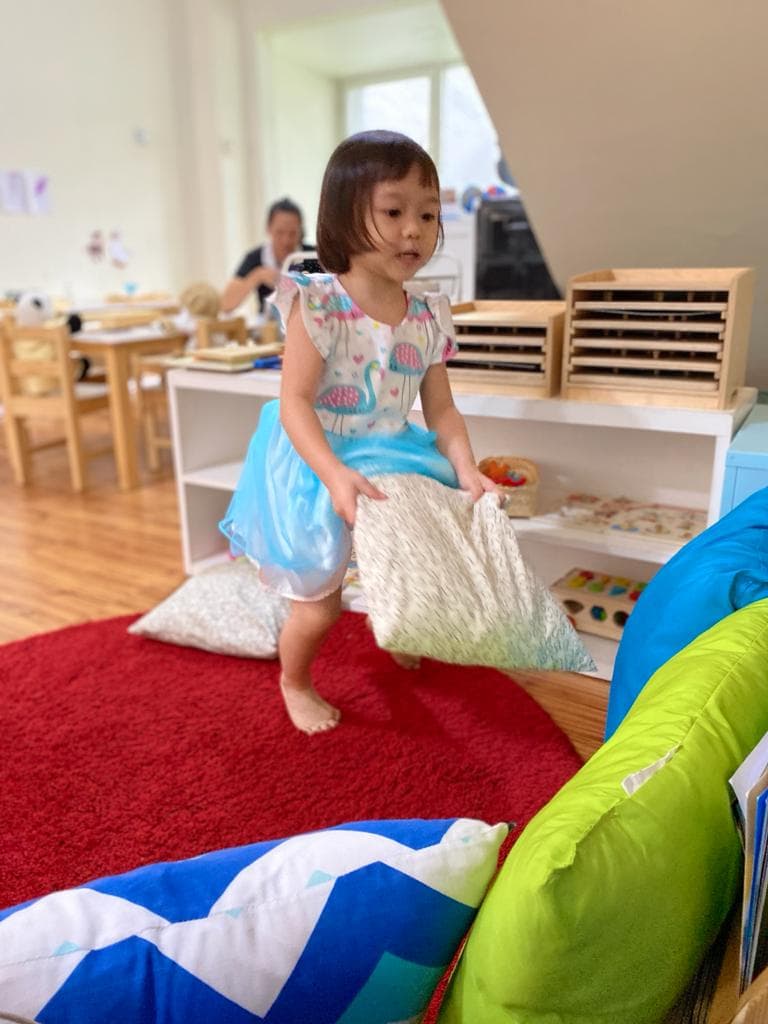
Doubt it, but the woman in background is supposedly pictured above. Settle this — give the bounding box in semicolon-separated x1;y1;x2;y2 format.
221;198;309;314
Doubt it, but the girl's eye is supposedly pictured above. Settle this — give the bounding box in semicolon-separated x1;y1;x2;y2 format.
386;208;400;218
422;213;436;222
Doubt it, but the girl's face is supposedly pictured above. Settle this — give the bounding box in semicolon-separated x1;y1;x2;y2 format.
268;211;303;264
354;164;440;285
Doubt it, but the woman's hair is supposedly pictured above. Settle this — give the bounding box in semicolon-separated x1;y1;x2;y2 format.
266;197;304;231
316;130;442;274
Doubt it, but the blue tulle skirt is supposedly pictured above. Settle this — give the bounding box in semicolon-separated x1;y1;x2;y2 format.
219;400;458;601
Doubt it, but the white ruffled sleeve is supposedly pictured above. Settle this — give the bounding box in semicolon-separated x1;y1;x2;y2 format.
423;292;459;365
269;272;335;360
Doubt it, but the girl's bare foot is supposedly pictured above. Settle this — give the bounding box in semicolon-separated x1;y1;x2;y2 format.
366;616;421;670
279;677;341;735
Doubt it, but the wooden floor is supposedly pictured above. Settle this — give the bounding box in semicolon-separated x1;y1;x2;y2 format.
0;407;609;758
0;409;185;645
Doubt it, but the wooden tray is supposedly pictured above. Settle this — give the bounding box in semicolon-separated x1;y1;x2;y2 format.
191;342;283;363
551;567;648;641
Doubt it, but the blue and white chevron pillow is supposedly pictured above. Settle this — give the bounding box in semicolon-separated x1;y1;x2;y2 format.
0;817;507;1023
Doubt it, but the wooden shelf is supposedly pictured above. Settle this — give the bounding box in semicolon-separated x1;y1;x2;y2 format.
168;368;757;689
182;454;692;566
184;461;243;491
512;514;685;564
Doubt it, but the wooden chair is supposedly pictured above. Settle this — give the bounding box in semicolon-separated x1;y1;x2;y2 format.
280;250;320;274
0;321;112;491
132;344;186;472
134;317;246;471
194;315;248;349
104;292;180;315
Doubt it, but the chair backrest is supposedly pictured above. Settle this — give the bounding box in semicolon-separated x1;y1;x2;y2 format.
194;315;248;349
280;250;321;274
105;291;174;304
408;251;463;302
0;320;74;402
103;293;180;317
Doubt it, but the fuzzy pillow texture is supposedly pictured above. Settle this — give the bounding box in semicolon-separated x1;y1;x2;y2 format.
0;817;508;1024
356;474;595;673
128;559;288;658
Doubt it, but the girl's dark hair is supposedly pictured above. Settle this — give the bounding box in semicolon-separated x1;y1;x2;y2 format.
316;130;442;273
267;197;304;232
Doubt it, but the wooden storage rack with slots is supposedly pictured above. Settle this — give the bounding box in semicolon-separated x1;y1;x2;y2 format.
561;267;755;409
448;300;566;397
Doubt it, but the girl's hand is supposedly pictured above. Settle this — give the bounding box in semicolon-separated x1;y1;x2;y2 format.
327;466;387;525
456;465;499;503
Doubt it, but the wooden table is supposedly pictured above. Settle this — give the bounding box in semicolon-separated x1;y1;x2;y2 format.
73;326;189;490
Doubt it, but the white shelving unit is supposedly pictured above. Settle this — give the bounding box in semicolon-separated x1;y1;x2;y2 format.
167;367;757;680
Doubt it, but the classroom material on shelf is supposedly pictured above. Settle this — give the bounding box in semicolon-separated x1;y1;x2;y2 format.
191;342;283;363
166;342;284;373
551;567;647;641
729;731;768;993
562;267;755;410
478;454;539;517
449;300;565;397
551;492;707;543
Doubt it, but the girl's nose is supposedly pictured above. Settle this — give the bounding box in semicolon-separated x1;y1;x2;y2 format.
403;216;421;238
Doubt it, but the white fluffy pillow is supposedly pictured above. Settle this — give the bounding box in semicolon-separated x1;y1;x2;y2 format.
356;474;596;673
128;559;288;658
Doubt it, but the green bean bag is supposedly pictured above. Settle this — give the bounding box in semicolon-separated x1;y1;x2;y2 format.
440;598;768;1024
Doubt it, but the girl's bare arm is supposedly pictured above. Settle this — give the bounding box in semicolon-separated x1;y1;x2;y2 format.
280;303;385;523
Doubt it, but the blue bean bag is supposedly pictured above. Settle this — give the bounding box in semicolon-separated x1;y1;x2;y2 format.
605;485;768;738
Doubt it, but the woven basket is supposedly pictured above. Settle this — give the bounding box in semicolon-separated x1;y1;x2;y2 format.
478;455;539;517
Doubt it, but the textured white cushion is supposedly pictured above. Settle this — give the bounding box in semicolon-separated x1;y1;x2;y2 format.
356;474;596;673
128;559;288;658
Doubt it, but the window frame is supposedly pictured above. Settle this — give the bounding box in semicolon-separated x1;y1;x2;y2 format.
339;61;463;164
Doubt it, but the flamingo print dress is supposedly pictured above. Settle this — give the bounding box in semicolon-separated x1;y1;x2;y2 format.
219;273;460;601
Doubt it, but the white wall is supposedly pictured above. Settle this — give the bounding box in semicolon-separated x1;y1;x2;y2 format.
256;48;337;239
0;0;457;303
0;0;255;300
169;0;254;283
213;2;252;274
0;0;186;302
441;0;768;387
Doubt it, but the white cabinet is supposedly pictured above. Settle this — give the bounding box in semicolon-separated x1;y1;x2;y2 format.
168;367;757;678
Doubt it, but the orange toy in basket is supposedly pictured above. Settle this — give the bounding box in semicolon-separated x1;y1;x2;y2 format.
478;455;539;517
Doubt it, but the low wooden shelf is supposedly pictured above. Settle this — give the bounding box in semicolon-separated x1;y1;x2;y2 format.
167;366;757;683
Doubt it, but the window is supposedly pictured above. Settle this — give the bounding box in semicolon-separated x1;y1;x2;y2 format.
439;65;503;196
345;75;431;153
344;64;506;196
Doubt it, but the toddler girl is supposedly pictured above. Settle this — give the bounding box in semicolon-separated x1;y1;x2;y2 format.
220;130;495;734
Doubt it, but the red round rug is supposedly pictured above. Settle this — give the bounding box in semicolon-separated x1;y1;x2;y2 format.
0;611;582;909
